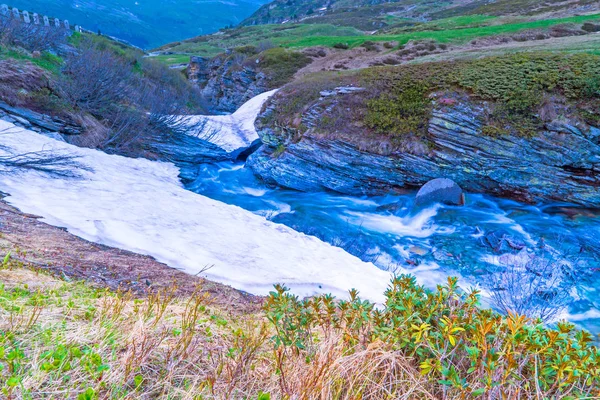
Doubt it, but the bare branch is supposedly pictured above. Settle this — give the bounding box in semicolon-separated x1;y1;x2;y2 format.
0;127;92;178
489;249;575;323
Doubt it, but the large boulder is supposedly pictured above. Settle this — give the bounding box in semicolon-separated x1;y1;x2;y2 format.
415;178;465;207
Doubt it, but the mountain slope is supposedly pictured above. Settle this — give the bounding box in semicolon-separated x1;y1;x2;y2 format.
242;0;600;29
9;0;270;49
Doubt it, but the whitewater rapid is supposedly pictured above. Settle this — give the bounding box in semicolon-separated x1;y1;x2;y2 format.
0;119;399;301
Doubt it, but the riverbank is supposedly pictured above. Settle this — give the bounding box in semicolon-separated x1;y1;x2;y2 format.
0;198;261;311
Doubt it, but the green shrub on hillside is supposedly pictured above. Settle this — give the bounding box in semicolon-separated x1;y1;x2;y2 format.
265;275;600;398
1;263;599;398
258;47;312;87
266;53;600;151
456;53;600;101
364;79;432;138
360;53;600;139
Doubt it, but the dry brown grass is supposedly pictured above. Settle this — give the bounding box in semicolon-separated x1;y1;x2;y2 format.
2;263;600;399
0;263;436;399
277;338;436;399
0;59;50;107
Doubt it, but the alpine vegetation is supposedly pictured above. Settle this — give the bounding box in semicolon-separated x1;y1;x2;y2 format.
1;0;600;398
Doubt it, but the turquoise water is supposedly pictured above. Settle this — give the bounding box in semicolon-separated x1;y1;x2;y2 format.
185;162;600;333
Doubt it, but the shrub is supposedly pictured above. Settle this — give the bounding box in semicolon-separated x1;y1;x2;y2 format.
0;16;67;52
2;264;599;399
265;276;600;398
59;42;134;115
364;79;431;138
0;59;51;107
258;47;311;87
489;252;575;323
361;40;378;51
233;45;259;55
261;52;600;151
582;22;600;32
333;42;349;50
56;38;204;154
363;53;600;139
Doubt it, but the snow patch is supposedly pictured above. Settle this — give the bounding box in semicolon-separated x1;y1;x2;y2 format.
0;121;393;302
180;90;278;154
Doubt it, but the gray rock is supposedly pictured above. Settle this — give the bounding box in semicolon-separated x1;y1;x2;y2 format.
248;95;600;207
587;126;600;142
11;115;31;127
150;133;233;183
320;87;364;98
415;178;465;207
337;86;365;95
482;230;525;253
40;131;65;142
546;121;583;135
0;102;81;134
195;54;268;113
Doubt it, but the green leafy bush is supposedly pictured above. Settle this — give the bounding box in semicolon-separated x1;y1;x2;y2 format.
364;79;432;138
258;47;311;87
265;276;600;398
333;42;350;49
357;53;599;140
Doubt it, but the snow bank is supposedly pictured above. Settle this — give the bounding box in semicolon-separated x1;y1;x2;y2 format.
181;90;278;154
0;120;392;302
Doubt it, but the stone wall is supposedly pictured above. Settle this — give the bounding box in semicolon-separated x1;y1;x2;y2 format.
0;4;83;33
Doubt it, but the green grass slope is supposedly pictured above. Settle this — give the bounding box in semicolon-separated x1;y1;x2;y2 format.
154;12;600;63
280;13;600;48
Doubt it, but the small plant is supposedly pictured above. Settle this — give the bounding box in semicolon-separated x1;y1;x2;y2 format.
264;276;600;398
582;22;600;32
258;47;311;87
1;264;599;398
361;40;377;51
489;250;581;323
364;79;432;139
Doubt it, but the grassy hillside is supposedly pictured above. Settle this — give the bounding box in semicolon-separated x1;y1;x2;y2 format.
242;0;600;29
279;13;600;48
154;12;600;62
242;0;458;28
154;23;363;58
8;0;269;49
261;52;600;148
1;262;599;398
437;0;600;17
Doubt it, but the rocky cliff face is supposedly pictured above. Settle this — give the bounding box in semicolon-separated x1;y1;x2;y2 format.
195;53;270;113
192;48;312;113
248;95;600;207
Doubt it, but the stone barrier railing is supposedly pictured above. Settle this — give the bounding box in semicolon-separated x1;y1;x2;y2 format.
1;4;83;33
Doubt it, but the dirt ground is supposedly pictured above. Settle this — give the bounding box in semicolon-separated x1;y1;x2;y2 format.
0;199;263;313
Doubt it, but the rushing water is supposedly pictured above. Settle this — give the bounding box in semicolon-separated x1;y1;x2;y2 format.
185;161;600;333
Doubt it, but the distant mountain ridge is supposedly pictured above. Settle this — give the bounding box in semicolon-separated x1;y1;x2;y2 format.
242;0;600;30
7;0;270;49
